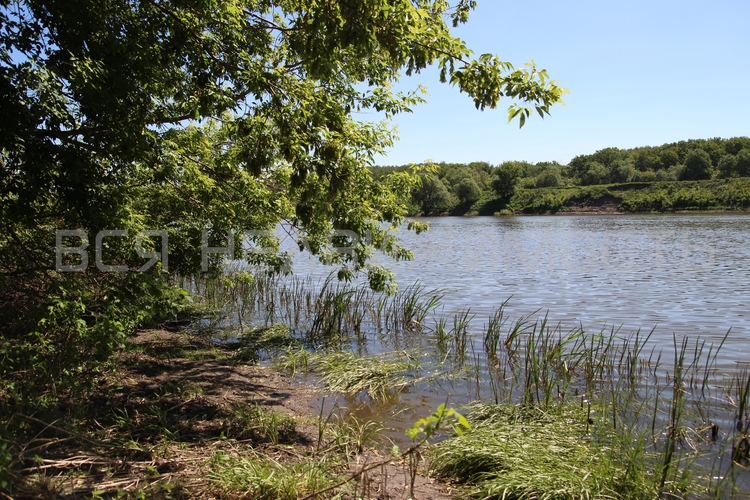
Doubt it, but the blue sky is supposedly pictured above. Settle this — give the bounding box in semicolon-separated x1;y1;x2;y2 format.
372;0;750;166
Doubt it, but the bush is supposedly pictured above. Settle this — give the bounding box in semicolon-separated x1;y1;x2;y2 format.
0;273;190;419
580;161;610;185
455;177;481;205
680;149;712;180
535;168;562;188
619;190;672;212
672;187;717;210
492;162;525;199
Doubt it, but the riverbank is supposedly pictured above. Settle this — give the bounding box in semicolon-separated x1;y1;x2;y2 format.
3;329;455;499
436;178;750;215
5;270;750;499
511;178;750;215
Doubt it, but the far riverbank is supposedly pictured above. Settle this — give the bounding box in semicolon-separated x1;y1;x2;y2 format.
415;178;750;216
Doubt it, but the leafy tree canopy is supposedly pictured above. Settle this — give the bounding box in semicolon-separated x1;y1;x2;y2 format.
680;149;712;181
455;176;481;205
1;0;566;292
492;161;526;199
412;173;454;214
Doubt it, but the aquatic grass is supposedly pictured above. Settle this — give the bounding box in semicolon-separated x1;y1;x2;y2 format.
510;314;584;407
457;311;736;497
187;271;448;350
659;334;691;489
430;403;622;499
483;301;509;363
273;346;312;376
430;402;683;500
434;316;449;355
314;351;420;402
400;282;444;328
384;282;444;331
325;412;385;458
301;274;379;348
731;367;750;434
231;324;300;363
450;308;474;362
187;273;750;497
309;277;356;346
725;366;750;478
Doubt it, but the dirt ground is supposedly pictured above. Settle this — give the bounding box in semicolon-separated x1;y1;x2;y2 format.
7;329;458;499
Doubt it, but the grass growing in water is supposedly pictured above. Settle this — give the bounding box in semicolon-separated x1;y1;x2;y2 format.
430;402;688;500
275;348;422;402
184;272;750;498
314;351;420;402
228;324;301;363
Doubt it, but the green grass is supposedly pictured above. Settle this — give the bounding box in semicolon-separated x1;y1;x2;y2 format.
232;403;297;444
209;450;341;500
430;402;688;500
127;275;750;498
506;178;750;214
314;351;420;402
275;348;423;402
325;412;385;458
428;319;737;500
229;324;301;363
272;346;312;376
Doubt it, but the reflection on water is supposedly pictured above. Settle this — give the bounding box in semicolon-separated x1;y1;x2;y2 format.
285;214;750;366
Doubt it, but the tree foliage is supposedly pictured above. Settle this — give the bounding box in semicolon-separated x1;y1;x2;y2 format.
735;149;750;177
680;149;713;181
566;138;750;184
492;161;526;199
455;177;481;205
375;136;750;217
412;174;454;214
0;0;567;395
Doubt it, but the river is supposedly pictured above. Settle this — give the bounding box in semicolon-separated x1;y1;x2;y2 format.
287;213;750;367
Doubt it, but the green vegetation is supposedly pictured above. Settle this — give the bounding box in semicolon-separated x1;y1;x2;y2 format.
316;351;418;403
279;350;421;402
5;1;750;497
4;266;750;498
431;404;661;499
209;451;337;500
373;136;750;214
511;178;750;214
0;0;565;468
428;317;746;499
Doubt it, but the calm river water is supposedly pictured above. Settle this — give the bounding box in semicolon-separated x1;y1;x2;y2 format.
288;213;750;367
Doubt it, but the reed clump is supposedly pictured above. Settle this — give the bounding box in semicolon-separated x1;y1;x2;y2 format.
430;402;671;500
313;351;420;403
275;347;422;402
187;271;446;352
229;324;301;363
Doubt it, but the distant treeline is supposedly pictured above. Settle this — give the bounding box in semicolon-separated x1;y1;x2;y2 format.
372;136;750;214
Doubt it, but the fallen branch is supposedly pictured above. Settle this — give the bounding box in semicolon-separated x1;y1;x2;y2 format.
299;442;420;500
14;414;109;449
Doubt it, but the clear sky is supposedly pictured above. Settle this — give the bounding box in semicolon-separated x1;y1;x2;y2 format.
372;0;750;166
